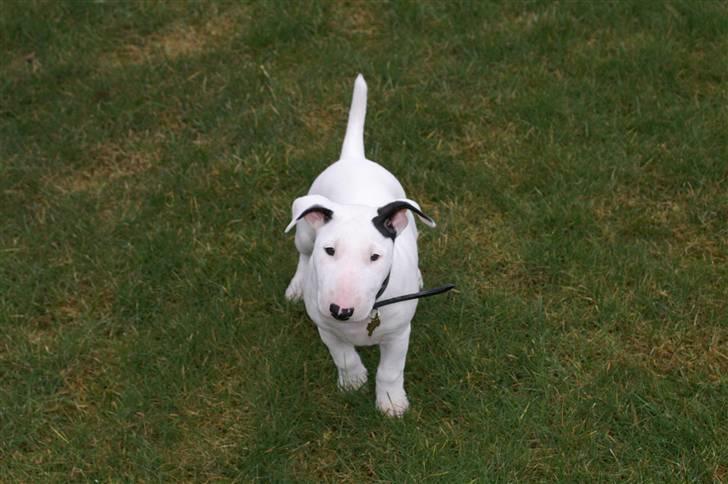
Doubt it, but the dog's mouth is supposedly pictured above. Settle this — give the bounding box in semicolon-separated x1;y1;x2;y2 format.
326;308;372;324
330;304;354;321
332;313;370;324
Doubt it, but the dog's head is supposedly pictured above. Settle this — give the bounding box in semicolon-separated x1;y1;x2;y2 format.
286;195;435;323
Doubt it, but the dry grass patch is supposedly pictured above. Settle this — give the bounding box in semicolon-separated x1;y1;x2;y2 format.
154;361;258;477
299;104;347;150
328;0;384;38
286;432;348;482
593;185;728;261
48;137;160;194
55;347;123;416
626;323;728;381
440;194;528;293
570;28;656;60
448;118;511;158
447;120;524;184
99;8;246;69
3;51;43;82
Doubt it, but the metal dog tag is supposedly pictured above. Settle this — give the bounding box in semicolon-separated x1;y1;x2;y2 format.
367;310;381;337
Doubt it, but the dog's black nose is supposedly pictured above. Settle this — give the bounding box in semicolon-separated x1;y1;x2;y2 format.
330;303;354;321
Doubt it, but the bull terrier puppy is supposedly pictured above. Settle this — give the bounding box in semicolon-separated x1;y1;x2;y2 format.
285;74;435;416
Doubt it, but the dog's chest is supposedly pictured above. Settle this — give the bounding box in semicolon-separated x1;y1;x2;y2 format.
320;317;393;346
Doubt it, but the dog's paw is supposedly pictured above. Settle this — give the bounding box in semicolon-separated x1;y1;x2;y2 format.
376;391;409;417
338;368;368;391
285;276;303;301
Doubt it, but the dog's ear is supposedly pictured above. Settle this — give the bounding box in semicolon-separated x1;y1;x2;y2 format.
372;198;436;239
285;195;335;233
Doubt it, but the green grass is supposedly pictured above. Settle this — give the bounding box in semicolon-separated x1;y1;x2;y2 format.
1;0;727;480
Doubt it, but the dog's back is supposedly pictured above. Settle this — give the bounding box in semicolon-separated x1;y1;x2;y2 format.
309;75;407;208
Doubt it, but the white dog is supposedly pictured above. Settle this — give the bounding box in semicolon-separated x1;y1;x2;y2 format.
285;74;436;416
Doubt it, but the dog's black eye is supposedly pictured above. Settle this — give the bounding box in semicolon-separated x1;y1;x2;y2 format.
370;253;380;261
324;247;335;256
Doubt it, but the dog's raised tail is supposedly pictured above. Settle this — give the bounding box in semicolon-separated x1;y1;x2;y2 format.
340;74;367;160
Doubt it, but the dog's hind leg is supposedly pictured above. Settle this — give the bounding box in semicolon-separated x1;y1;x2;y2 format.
285;254;308;301
285;223;315;301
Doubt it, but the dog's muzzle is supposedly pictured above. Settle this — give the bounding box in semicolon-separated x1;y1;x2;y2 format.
329;303;354;321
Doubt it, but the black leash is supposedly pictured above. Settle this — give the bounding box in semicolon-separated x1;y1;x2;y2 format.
373;283;456;310
366;282;455;337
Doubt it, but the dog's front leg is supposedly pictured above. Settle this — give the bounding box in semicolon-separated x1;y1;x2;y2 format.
317;328;368;391
376;326;411;417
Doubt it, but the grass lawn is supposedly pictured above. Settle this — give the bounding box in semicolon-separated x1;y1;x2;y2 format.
1;0;727;480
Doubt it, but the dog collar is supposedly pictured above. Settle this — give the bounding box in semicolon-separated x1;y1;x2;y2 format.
376;272;390;300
